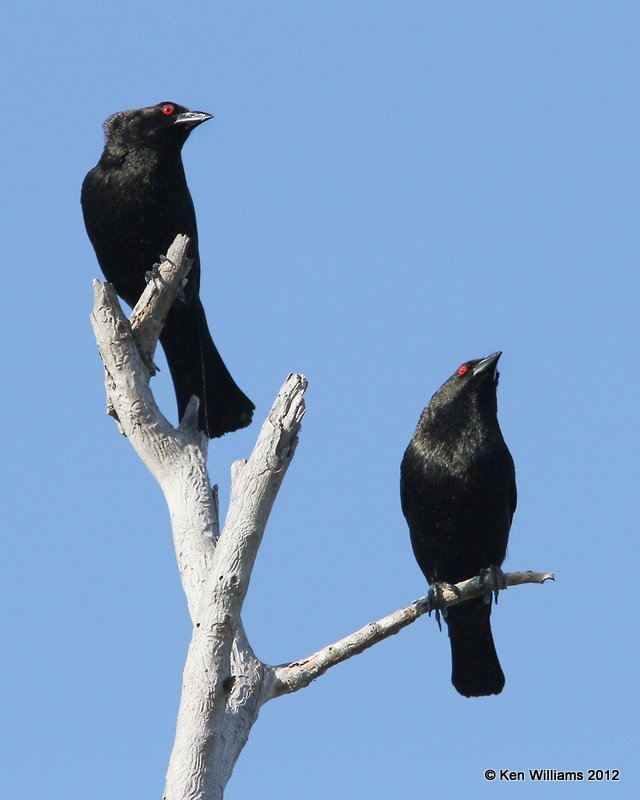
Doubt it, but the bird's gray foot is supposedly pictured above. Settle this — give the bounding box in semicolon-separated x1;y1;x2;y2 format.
146;255;190;302
426;582;461;632
479;565;507;605
145;259;171;289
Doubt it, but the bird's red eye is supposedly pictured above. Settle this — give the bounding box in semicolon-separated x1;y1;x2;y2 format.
161;104;175;116
457;364;468;376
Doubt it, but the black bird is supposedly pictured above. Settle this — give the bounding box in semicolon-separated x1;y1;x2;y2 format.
400;352;516;697
81;101;254;438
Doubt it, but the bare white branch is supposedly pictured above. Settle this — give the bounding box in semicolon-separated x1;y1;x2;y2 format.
268;571;554;697
90;248;216;620
163;374;306;800
129;233;193;366
212;374;307;614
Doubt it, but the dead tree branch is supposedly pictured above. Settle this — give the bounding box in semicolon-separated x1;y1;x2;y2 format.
90;234;554;799
163;374;306;799
267;571;554;697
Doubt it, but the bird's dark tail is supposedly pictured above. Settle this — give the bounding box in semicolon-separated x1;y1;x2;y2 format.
160;299;254;438
445;599;505;697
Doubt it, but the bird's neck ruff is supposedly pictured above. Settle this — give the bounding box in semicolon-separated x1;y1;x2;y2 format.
416;392;500;459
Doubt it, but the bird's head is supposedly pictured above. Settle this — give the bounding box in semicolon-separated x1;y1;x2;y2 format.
427;351;503;421
102;102;213;154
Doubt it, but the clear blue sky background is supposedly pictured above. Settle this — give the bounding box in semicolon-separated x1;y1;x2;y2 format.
2;2;637;798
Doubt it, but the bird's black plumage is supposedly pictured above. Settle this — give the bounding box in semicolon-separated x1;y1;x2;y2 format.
400;352;516;697
81;101;254;438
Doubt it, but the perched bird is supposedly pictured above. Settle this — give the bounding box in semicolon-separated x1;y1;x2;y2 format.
400;352;516;697
81;101;254;438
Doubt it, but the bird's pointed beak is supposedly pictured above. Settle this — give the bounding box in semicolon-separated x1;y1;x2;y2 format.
174;110;213;127
473;351;502;379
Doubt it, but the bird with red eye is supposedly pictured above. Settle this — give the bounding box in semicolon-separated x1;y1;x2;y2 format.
400;351;516;697
81;101;254;438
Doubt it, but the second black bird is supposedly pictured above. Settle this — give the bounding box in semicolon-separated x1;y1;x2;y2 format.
81;101;254;438
400;352;516;697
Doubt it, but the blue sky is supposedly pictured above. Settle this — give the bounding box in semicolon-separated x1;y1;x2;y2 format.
2;2;638;797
